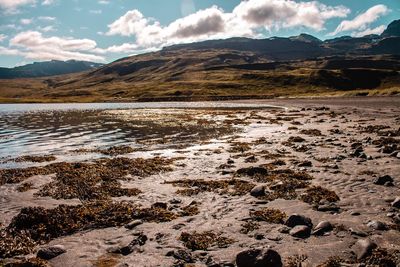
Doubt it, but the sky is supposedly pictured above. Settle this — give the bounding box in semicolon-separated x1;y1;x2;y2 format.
0;0;399;67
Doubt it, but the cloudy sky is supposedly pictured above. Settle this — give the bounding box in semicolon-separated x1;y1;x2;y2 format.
0;0;399;67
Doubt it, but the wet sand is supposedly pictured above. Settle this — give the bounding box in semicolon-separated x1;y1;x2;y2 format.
0;96;399;266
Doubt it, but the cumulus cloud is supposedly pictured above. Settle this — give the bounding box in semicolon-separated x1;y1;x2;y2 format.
38;16;56;21
4;31;105;62
106;0;349;50
352;25;386;38
98;0;109;4
42;0;54;5
20;18;33;25
0;0;35;10
331;4;389;36
0;34;7;42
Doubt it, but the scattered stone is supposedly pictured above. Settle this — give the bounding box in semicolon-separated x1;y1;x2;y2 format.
236;248;282;267
277;225;291;234
391;197;400;209
373;175;394;185
367;220;388;231
352;239;377;260
298;161;312;167
113;233;148;255
285;214;313;228
289;225;311;238
317;203;340;212
125;220;143;230
166;249;194;263
312;221;333;236
349;228;368;237
250;185;265;197
350;211;361;216
37;245;66;260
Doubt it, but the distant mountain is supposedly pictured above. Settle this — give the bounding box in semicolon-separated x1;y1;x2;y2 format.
381;19;400;37
0;19;399;102
0;60;103;79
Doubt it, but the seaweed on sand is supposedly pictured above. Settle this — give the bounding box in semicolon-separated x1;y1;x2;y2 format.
299;129;323;136
165;179;255;196
240;221;260;234
32;157;174;200
74;145;135;156
300;186;340;205
228;142;252;153
0;200;180;258
179;231;234;251
250;208;287;224
285;255;308;267
13;155;56;163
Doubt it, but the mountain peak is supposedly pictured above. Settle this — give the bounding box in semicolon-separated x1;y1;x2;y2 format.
381;19;400;37
289;33;322;44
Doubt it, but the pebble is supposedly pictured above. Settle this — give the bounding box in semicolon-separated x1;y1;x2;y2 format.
290;225;311;238
391;197;400;209
352;239;377;260
312;221;333;235
236;248;282;267
125;219;143;229
373;175;394;185
250;185;265;197
367;220;388;231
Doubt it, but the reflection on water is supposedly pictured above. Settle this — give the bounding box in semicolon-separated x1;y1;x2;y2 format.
0;102;277;166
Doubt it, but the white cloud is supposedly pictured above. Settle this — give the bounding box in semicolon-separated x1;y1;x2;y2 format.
331;5;389;35
20;18;33;25
37;25;55;32
98;0;109;4
5;31;105;62
42;0;54;5
93;43;139;54
106;0;350;50
0;34;7;42
38;16;56;21
90;9;102;14
352;25;386;37
0;0;35;10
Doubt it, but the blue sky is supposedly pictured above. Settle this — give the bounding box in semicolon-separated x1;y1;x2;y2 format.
0;0;399;67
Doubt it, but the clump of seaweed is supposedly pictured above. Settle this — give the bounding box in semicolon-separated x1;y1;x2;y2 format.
0;200;180;258
300;129;323;136
360;248;400;266
250;208;286;224
300;186;340;205
165;179;255;196
14;155;56;163
179;202;200;217
316;256;344;267
228;142;251;153
287;136;306;143
16;182;34;192
285;254;308;267
179;231;234;251
240;221;260;234
74;145;135;156
1;257;49;267
34;157;175;200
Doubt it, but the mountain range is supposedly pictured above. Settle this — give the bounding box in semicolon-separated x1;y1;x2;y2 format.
0;19;399;102
0;60;103;79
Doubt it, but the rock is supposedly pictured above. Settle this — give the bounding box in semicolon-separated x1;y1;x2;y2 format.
114;233;147;255
352;239;377;260
236;248;282;267
350;211;361;216
391;197;400;208
367;220;388;231
298;161;312;167
166;249;194;263
169;198;182;204
289;225;311;238
312;221;333;236
125;219;143;229
285;214;313;228
250;185;265;197
349;228;368;237
151;202;168;209
277;225;291;234
37;245;66;260
373;175;394;185
317;203;340;212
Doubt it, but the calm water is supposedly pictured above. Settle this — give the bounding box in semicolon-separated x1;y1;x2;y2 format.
0;102;278;166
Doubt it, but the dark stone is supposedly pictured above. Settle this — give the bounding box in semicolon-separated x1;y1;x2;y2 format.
151;202;168;209
285;214;313;228
317;203;340;212
392;197;400;208
352;239;377;260
289;225;311;238
312;221;333;235
367;220;388;231
298;161;312;167
373;175;394;185
125;219;143;229
37;245;66;260
115;233;147;255
250;185;265;197
166;249;194;263
236;248;282;267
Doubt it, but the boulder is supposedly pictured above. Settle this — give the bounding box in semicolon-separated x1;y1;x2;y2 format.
236;248;282;267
